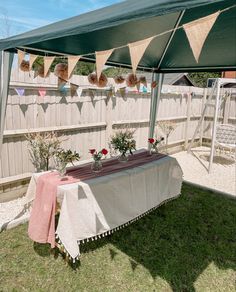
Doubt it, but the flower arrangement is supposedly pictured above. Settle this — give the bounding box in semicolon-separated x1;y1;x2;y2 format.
114;75;125;84
110;129;136;161
20;60;30;72
88;72;108;88
89;148;108;172
25;132;62;171
126;73;138;87
55;149;80;176
89;148;108;161
54;63;68;80
148;137;164;154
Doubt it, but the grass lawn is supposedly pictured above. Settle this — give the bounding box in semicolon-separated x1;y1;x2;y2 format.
0;184;236;292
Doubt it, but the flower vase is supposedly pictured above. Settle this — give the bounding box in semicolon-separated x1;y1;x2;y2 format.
55;160;67;177
150;147;158;155
91;160;102;173
118;153;129;162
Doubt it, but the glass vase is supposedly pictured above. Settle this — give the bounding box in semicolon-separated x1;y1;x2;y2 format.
149;147;158;155
91;160;102;173
55;159;67;177
118;153;129;162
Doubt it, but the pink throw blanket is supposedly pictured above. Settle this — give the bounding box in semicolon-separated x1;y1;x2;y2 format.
28;151;166;247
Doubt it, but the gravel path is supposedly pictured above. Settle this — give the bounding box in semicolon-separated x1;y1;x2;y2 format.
0;196;30;231
172;147;236;196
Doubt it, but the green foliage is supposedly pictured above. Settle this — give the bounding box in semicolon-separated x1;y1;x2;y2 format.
188;72;221;87
103;67;131;77
55;149;80;165
110;129;136;155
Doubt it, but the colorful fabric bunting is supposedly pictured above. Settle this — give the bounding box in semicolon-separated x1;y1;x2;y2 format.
70;83;79;97
58;77;67;90
44;56;55;77
15;88;25;96
183;11;219;62
68;56;80;79
38;89;46;97
96;49;114;79
128;37;153;74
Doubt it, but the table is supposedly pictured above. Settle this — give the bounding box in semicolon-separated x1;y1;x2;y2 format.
26;152;183;260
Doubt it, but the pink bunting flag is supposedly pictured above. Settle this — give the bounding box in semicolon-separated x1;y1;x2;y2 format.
38;89;46;97
15;88;25;97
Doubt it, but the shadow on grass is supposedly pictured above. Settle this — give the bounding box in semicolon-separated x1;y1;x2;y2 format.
80;184;236;291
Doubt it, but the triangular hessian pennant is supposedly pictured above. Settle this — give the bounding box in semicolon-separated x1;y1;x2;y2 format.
96;49;114;79
128;36;153;74
68;56;80;79
44;56;55;77
183;11;220;62
29;54;38;70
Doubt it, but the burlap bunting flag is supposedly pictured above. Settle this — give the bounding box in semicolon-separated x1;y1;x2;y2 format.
96;49;114;79
183;11;220;62
29;54;38;70
17;50;25;68
44;56;55;77
70;83;79;97
128;36;153;74
68;56;80;79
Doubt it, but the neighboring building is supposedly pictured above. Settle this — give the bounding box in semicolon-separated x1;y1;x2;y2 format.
145;73;195;86
221;71;236;87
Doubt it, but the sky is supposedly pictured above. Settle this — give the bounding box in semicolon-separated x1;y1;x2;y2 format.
0;0;123;38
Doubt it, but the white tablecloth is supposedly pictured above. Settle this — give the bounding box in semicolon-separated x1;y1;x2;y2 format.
26;155;183;259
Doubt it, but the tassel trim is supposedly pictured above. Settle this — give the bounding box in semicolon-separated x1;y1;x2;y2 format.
55;195;179;263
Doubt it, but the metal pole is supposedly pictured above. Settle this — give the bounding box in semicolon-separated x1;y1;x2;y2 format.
148;72;163;149
208;78;221;173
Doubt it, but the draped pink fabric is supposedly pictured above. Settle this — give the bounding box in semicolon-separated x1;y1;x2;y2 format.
28;151;166;247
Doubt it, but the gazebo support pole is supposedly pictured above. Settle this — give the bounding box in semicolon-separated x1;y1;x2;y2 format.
148;72;163;149
0;51;14;155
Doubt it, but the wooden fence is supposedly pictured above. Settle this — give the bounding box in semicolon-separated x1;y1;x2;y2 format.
0;70;235;201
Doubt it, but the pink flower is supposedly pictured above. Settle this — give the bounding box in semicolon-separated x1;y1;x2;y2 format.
89;149;96;155
101;148;108;155
148;138;155;144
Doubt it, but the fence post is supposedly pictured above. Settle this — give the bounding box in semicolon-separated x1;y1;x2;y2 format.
105;91;113;147
184;91;192;149
200;88;207;146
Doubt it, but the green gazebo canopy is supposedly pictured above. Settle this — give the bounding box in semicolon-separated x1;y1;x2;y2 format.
0;0;236;72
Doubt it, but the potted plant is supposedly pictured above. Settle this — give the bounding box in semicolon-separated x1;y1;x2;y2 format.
54;149;80;176
148;137;164;155
89;148;108;172
110;129;136;162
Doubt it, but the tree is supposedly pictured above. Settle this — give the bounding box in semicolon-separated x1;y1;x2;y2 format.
188;72;221;87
